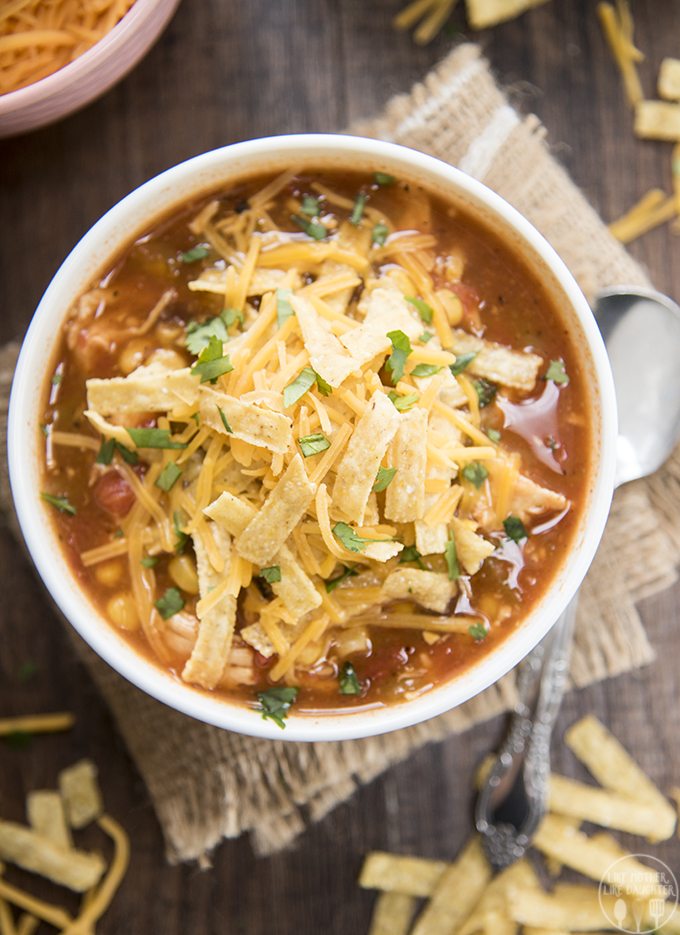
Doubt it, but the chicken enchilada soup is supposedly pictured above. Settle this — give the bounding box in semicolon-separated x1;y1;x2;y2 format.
40;168;591;726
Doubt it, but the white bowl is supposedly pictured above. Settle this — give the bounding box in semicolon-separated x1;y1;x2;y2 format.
0;0;181;138
8;134;617;741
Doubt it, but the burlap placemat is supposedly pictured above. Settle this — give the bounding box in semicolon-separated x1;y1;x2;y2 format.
2;43;679;863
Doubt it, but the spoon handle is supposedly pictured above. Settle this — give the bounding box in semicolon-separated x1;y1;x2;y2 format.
475;598;578;868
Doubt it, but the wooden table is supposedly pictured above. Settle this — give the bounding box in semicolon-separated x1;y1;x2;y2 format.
1;1;679;930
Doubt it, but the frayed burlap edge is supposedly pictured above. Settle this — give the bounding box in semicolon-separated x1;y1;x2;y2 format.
2;43;678;861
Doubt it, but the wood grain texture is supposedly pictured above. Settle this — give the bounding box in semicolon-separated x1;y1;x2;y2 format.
0;1;678;932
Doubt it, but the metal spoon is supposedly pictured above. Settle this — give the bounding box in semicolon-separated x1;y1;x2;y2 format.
476;285;680;870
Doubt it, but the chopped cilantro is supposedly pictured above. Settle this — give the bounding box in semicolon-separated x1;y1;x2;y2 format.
115;442;139;465
445;535;460;580
388;390;419;412
419;331;434;343
300;195;321;217
155;462;183;492
51;372;62;386
284;367;317;408
350;192;367;225
374;172;395;186
410;363;441;378
333;522;385;554
126;427;186;450
545;359;569;385
314;370;332;396
371;222;389;246
298;433;331;457
257;686;299;729
474;378;497;408
486;428;501;443
406;296;434;324
141;556;159;568
399;545;425;569
291;214;327;240
41;492;76;515
469;622;488;641
217;406;233;433
276;288;295;327
173;511;188;553
373;466;397;492
462;462;489;488
96;437;115;465
222;308;245;330
155;587;184;620
185;314;229;355
259;565;282;584
449;351;477;376
180;245;210;263
339;661;362;695
113;528;124;539
504;515;528;543
190;335;234;384
386;330;412;384
325;565;359;592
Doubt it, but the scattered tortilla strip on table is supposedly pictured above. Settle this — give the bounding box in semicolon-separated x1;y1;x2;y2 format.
58;760;103;830
86;364;200;415
466;0;549;30
659;58;680;101
182;523;236;689
199;387;293;454
597;1;644;107
0;713;74;737
449;329;542;392
368;891;417;935
451;518;495;575
508;882;623;932
565;715;677;833
634;100;680;142
290;294;359;387
359;851;447;898
340;283;421;365
458;859;538;935
0;822;105;892
410;837;491;935
385;407;428;522
332;390;400;524
26;791;71;850
235;455;316;565
533;814;663;896
382;568;455;613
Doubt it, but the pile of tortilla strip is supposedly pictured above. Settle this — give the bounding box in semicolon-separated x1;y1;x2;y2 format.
360;715;680;935
0;713;129;934
75;170;567;693
396;0;680;245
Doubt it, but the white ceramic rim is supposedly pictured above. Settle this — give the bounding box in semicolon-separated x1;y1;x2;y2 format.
8;134;617;741
0;0;178;117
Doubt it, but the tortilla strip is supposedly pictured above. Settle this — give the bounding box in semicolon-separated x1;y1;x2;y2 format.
385;407;428;522
317;260;358;315
634;99;680;142
332;390;400;524
359;852;448;898
533;814;663;896
26;791;71;850
450;329;542;392
659;57;680;101
410;838;491;935
0;821;105;892
83;410;134;447
205;490;321;622
369;892;417;935
507;883;623;931
363;541;405;562
452;518;495;575
565;715;677;838
467;0;548;31
510;474;567;520
382;568;455;613
458;859;538;935
340;283;421;365
235;455;316;565
58;760;103;829
86;364;200;415
290;294;359;387
182;523;236;689
199;387;293;454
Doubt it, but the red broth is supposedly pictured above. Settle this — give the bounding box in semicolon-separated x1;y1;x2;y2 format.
40;169;592;723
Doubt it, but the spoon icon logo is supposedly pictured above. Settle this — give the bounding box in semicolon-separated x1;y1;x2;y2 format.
599;855;678;934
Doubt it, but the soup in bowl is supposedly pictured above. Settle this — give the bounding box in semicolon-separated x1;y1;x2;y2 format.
8;135;616;740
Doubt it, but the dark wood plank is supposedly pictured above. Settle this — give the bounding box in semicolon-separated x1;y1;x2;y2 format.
1;1;678;932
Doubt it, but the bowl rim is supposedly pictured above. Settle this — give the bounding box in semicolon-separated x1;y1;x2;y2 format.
8;133;617;742
0;0;172;113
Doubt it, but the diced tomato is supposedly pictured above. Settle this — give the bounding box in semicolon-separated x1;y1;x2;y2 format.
93;470;135;516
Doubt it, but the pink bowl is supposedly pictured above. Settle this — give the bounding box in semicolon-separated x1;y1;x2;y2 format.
0;0;181;138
